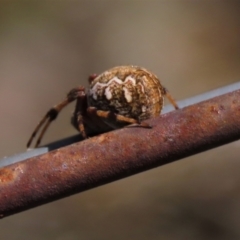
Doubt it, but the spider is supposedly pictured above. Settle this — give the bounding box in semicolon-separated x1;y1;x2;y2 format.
27;66;179;148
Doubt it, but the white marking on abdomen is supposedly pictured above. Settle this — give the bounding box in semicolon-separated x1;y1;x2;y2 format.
89;76;137;100
142;105;147;112
123;87;132;103
105;87;112;100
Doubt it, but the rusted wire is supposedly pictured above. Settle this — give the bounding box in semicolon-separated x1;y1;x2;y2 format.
1;88;240;218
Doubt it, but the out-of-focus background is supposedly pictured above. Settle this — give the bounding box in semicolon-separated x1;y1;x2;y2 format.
1;1;240;239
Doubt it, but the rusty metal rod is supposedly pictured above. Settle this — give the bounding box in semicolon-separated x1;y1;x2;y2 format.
1;88;240;218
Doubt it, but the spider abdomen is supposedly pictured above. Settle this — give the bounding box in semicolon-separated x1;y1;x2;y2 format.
88;66;164;122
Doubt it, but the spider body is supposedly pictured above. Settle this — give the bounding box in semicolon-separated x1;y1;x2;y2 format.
88;66;164;122
27;66;179;148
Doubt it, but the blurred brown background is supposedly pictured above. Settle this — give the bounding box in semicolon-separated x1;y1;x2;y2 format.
1;1;240;240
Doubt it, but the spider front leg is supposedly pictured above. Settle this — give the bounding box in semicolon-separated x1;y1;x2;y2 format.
27;87;86;148
73;114;87;139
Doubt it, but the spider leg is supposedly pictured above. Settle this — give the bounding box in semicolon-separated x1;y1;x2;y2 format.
75;114;87;139
27;87;85;148
28;108;61;148
71;93;105;138
162;87;179;110
87;107;151;129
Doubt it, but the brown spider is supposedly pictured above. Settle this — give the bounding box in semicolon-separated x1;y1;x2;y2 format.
27;66;179;148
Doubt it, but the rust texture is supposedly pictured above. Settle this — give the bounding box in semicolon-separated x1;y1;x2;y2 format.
1;90;240;218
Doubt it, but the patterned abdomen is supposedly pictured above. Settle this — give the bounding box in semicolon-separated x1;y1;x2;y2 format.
88;66;164;121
